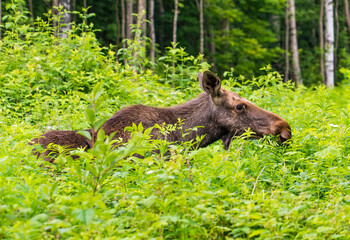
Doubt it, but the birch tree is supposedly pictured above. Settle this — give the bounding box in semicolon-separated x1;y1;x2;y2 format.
126;0;133;40
319;0;325;82
173;0;179;44
288;0;302;85
199;0;204;54
325;0;334;87
149;0;156;62
52;0;71;38
59;0;71;38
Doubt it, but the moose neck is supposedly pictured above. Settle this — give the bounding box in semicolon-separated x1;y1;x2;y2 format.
168;93;225;147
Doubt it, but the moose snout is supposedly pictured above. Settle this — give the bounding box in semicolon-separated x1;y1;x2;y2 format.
274;121;292;144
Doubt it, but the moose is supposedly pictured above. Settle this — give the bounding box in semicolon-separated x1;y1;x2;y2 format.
30;71;292;162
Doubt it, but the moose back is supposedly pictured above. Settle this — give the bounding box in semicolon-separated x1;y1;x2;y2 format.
31;71;292;162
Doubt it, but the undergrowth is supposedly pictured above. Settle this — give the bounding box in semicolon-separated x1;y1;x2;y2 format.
0;5;349;239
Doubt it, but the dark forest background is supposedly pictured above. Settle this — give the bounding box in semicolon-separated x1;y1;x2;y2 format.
1;0;350;86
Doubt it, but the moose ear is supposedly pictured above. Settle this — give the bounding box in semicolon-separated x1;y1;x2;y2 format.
198;71;222;97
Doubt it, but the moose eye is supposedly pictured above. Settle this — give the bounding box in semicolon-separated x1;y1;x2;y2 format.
236;104;244;111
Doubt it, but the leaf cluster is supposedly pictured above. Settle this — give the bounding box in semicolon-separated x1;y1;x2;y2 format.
0;6;350;239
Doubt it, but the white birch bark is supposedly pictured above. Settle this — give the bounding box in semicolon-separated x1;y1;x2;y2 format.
289;0;303;85
59;0;71;38
325;0;334;87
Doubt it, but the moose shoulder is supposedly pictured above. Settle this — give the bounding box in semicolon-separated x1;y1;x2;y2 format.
31;71;292;162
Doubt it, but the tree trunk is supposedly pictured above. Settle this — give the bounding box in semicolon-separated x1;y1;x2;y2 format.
319;0;325;82
137;0;146;34
52;0;71;38
343;0;350;37
72;0;76;23
335;0;339;68
199;0;204;54
149;0;156;62
121;0;126;46
126;0;133;40
59;0;71;38
284;0;290;82
52;0;58;37
288;0;303;85
83;0;87;25
121;0;127;64
27;0;33;19
325;0;335;87
116;0;120;59
173;0;179;44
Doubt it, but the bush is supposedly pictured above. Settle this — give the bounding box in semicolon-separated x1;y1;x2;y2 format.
1;5;350;240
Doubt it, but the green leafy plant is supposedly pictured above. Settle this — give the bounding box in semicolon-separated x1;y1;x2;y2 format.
156;42;210;89
1;5;350;240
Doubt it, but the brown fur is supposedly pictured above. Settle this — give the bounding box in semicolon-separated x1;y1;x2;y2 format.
30;71;292;162
29;130;93;161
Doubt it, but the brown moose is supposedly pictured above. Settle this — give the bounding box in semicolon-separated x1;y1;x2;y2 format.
30;71;292;162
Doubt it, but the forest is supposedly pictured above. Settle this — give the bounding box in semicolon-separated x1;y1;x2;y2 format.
1;0;350;86
0;0;350;239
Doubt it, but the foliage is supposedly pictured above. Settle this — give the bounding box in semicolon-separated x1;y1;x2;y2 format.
1;6;350;240
10;0;350;85
156;42;211;89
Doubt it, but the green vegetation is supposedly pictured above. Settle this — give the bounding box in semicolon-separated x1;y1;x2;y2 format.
1;6;350;240
3;0;350;85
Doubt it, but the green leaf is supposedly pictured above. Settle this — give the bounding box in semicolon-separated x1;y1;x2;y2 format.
94;117;109;131
77;130;92;140
92;82;103;98
94;94;107;110
85;108;95;125
74;91;89;101
138;122;144;132
144;127;153;136
73;208;95;225
249;229;267;238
